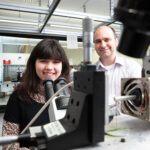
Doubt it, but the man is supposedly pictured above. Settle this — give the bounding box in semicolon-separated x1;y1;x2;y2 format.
94;26;142;114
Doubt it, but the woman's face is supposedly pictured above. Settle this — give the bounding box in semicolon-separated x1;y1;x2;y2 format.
35;58;62;83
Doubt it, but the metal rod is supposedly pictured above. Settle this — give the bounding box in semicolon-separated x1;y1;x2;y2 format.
114;95;136;101
39;0;60;33
0;136;18;145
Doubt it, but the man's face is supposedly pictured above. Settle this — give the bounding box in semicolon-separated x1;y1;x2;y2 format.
94;26;118;60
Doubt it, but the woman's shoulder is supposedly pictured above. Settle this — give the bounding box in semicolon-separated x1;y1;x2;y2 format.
7;90;20;104
10;90;21;99
10;90;18;96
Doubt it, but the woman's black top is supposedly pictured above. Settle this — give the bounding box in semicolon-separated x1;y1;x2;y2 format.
4;91;50;133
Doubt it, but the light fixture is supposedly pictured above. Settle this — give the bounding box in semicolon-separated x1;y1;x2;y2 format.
0;19;38;25
50;24;82;30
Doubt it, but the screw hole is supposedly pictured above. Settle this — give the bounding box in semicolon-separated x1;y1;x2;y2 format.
72;118;76;124
88;78;91;82
76;101;80;106
67;114;70;120
71;99;74;104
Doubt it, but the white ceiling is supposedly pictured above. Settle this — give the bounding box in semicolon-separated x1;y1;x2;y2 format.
0;0;121;39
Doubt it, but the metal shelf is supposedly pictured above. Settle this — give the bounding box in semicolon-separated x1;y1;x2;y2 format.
3;65;25;82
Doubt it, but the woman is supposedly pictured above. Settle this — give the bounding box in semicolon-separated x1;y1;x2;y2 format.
2;39;71;149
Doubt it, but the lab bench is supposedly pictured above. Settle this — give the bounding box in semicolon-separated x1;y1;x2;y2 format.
74;114;150;150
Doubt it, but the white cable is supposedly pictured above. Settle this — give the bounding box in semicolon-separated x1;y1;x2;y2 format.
21;81;73;134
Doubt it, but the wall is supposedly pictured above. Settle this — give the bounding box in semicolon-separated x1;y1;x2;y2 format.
64;47;99;65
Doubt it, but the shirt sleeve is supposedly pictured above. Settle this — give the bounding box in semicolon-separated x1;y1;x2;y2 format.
4;91;21;124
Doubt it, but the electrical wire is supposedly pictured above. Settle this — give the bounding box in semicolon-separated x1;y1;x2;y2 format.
105;127;128;137
105;132;124;137
21;81;73;134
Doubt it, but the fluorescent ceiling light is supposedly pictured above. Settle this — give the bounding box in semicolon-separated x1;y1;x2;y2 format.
51;24;82;30
0;19;38;25
44;29;82;36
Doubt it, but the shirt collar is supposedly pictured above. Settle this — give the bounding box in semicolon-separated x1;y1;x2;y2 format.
96;56;124;71
115;56;124;66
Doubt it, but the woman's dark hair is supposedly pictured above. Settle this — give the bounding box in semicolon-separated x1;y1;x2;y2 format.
16;39;70;102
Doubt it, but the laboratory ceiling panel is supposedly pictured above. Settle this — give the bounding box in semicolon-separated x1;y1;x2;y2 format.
0;0;121;39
